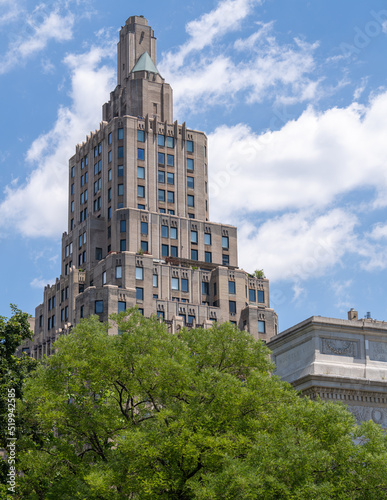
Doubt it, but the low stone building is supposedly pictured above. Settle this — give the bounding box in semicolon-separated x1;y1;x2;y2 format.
268;309;387;427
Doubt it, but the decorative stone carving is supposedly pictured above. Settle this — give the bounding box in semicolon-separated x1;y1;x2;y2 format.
321;338;359;358
369;341;387;362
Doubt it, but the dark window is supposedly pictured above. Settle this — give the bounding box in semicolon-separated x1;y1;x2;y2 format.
161;225;169;238
204;233;211;245
187;158;194;171
205;251;212;263
136;287;144;301
229;301;236;314
118;165;124;177
118;184;124;196
222;236;229;249
138;204;145;210
162;244;169;257
118;301;126;313
118;146;124;158
158;152;165;165
167;191;174;203
141;240;148;252
202;282;209;294
141;221;148;234
229;281;236;294
191;230;198;243
258;320;266;333
158;170;165;183
166;136;174;148
191;249;198;260
137;148;145;160
167;172;174;185
167;154;174;166
187;195;194;207
187;140;193;153
258;290;265;303
170;245;178;257
157;310;164;319
95;300;103;314
181;278;189;292
170;227;177;239
137;130;145;142
158;189;165;202
120;239;126;251
222;254;229;266
158;134;165;146
249;289;256;302
138;185;145;198
187;176;194;189
108;132;112;145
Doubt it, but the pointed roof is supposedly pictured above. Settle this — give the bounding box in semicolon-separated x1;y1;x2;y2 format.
132;51;159;74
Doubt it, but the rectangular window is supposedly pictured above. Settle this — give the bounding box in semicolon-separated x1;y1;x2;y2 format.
153;274;158;287
229;281;236;294
108;132;112;145
157;310;164;319
95;300;103;314
181;278;189;292
118;165;124;177
85;154;88;166
137;130;145;142
96;247;102;260
158;170;165;183
118;128;124;140
229;301;236;314
166;136;174;148
137;166;145;179
141;221;148;235
115;266;122;278
136;267;144;280
61;308;65;321
118;184;124;196
167;172;174;185
187;158;194;171
108;187;112;201
108;169;111;181
94;163;98;175
137;148;145;161
120;239;126;251
102;271;106;285
202;282;209;294
158;189;165;202
258;290;265;303
136;287;144;301
204;233;211;245
141;240;148;252
138;204;145;210
94;146;98;158
222;254;229;266
170;245;178;257
108;150;112;163
172;277;179;290
167;191;174;203
161;225;169;238
162;244;169;257
71;200;74;212
118;301;126;313
80;305;84;318
249;289;256;302
138;185;145;198
167;154;174;166
258;320;266;333
205;251;212;263
158;152;165;165
158;134;165;146
118;146;124;158
159;208;166;213
191;230;198;243
187;195;194;207
187;176;194;189
222;236;229;249
191;249;198;260
187;140;193;153
71;166;75;177
170;227;177;239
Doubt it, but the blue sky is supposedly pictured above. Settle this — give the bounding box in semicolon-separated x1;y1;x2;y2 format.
2;0;387;331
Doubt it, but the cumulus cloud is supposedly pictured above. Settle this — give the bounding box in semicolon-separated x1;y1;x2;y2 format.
0;42;116;237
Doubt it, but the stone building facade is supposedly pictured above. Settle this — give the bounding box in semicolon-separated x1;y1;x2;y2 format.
22;15;278;358
268;309;387;428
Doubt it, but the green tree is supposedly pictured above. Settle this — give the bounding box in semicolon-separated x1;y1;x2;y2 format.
0;306;36;497
16;310;387;499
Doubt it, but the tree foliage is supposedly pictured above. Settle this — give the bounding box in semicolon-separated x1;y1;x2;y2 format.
15;310;387;499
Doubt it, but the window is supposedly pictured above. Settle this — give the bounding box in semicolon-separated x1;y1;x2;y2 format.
161;225;169;238
70;219;74;230
85;155;88;166
187;158;194;171
191;230;198;243
118;301;126;313
187;176;194;189
258;320;266;334
162;244;169;257
170;227;177;239
222;254;229;266
187;140;193;152
137;130;145;142
108;150;112;163
159;208;166;213
222;236;229;249
172;277;179;290
94;163;98;175
137;185;145;198
96;247;102;260
181;278;189;292
229;301;236;314
191;249;198;260
108;207;111;220
137;166;145;179
249;289;256;302
137;148;145;160
258;290;265;303
136;287;144;301
158;170;165;183
141;221;148;234
117;202;123;209
229;281;236;294
95;300;103;314
138;204;145;210
118;128;124;140
188;315;195;325
187;195;194;207
158;152;165;165
65;305;69;319
204;233;211;245
153;274;158;287
202;282;209;294
167;172;174;185
71;183;74;194
188;213;195;219
48;298;51;311
153;294;158;299
167;154;174;166
115;266;122;278
108;188;112;201
80;305;84;318
79;234;83;249
158;189;165;202
94;146;98;158
205;251;212;263
118;165;124;177
61;308;65;321
120;239;126;251
118;184;124;196
118;146;124;158
108;132;112;145
136;267;144;280
71;200;74;213
157;310;164;319
71;166;75;177
166;136;174;148
170;245;178;257
141;240;148;252
108;225;111;238
102;271;106;285
158;134;165;146
167;191;174;203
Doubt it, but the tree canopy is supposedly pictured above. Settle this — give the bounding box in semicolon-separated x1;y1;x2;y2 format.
14;309;387;499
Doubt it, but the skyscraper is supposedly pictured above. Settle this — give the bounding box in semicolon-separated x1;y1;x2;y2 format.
24;16;278;358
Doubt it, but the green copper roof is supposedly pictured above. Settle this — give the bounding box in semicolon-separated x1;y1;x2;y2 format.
132;51;159;74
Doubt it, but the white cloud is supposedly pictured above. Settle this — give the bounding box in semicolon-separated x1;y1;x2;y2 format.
0;42;116;238
0;0;22;25
331;279;353;311
30;277;55;289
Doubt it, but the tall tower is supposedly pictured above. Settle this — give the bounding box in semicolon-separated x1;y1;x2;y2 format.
24;16;278;358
